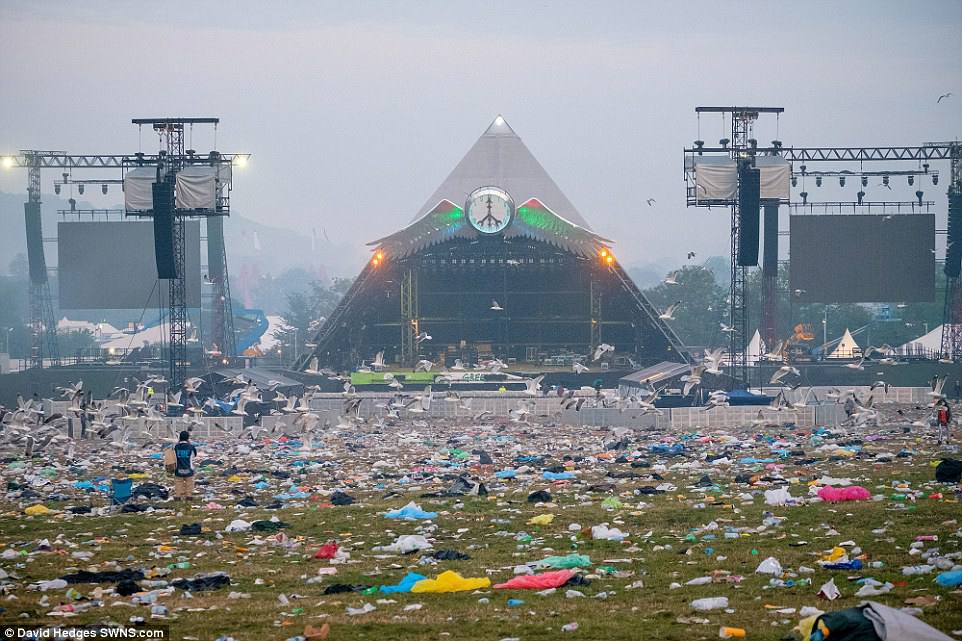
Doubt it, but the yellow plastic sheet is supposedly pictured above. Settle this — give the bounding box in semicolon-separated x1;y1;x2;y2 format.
24;504;53;515
411;570;491;593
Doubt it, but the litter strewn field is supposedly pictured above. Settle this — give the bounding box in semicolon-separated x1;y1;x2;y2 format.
1;405;961;641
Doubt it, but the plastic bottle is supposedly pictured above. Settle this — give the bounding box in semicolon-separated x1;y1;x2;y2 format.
691;597;729;611
719;627;746;639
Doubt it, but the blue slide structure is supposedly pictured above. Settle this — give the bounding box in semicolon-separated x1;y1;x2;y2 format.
234;308;270;353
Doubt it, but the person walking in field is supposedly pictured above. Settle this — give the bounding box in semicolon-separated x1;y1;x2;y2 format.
935;399;952;446
173;431;198;501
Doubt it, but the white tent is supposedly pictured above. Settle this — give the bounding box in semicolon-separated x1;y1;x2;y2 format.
746;329;766;364
898;324;943;356
101;325;166;350
828;328;861;359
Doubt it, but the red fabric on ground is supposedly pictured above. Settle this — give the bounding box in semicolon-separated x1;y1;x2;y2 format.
493;569;576;590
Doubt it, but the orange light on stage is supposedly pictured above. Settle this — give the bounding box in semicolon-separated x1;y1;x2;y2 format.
605;255;614;265
599;248;608;258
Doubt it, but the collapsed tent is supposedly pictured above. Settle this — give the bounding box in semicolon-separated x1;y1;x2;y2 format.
800;601;952;641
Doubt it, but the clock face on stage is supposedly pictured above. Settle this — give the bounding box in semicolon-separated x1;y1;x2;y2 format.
466;186;514;234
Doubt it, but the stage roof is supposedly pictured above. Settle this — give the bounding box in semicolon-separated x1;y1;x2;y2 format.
412;115;593;230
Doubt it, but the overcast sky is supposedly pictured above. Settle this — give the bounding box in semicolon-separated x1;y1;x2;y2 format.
1;0;959;272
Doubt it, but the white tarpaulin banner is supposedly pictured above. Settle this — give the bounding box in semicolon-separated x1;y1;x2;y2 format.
756;156;791;200
123;167;156;211
693;158;737;202
175;166;217;210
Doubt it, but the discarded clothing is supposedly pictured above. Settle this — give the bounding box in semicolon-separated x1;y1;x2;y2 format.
429;549;471;561
935;458;962;483
527;490;552;503
323;583;372;594
131;482;169;500
62;569;145;584
330;490;355;506
171;572;231;592
115;579;142;596
251;520;288;532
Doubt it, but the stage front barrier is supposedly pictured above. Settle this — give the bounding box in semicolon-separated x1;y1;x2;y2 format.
42;386;932;439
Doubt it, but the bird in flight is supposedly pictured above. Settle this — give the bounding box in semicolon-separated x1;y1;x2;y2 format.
490;300;504;311
937;92;952;103
687;251;696;260
646;198;656;206
659;301;682;321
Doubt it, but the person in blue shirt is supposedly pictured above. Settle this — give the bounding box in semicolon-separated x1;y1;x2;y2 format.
173;431;198;501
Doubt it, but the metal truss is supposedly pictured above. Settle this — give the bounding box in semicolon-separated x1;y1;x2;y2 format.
399;267;419;367
589;276;602;355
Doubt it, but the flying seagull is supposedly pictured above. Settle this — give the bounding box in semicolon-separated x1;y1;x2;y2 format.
646;198;656;206
687;251;696;259
658;301;682;321
490;300;504;311
937;92;952;103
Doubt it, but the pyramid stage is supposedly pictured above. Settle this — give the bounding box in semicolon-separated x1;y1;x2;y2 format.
296;117;686;372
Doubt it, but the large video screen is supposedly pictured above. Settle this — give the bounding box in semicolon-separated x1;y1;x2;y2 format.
57;220;201;309
789;214;934;303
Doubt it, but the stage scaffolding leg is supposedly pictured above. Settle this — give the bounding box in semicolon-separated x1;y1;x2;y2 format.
590;276;602;357
399;266;419;367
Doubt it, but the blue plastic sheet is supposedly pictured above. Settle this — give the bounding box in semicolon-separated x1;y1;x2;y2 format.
380;572;427;593
385;504;438;520
543;471;575;480
649;444;685;456
823;559;862;571
936;570;962;587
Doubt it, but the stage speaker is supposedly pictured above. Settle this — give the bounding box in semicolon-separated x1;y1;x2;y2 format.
946;192;962;278
24;202;48;284
737;165;761;266
762;202;778;275
152;182;177;279
206;215;225;282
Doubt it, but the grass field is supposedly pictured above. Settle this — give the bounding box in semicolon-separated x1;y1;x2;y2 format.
0;425;960;641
